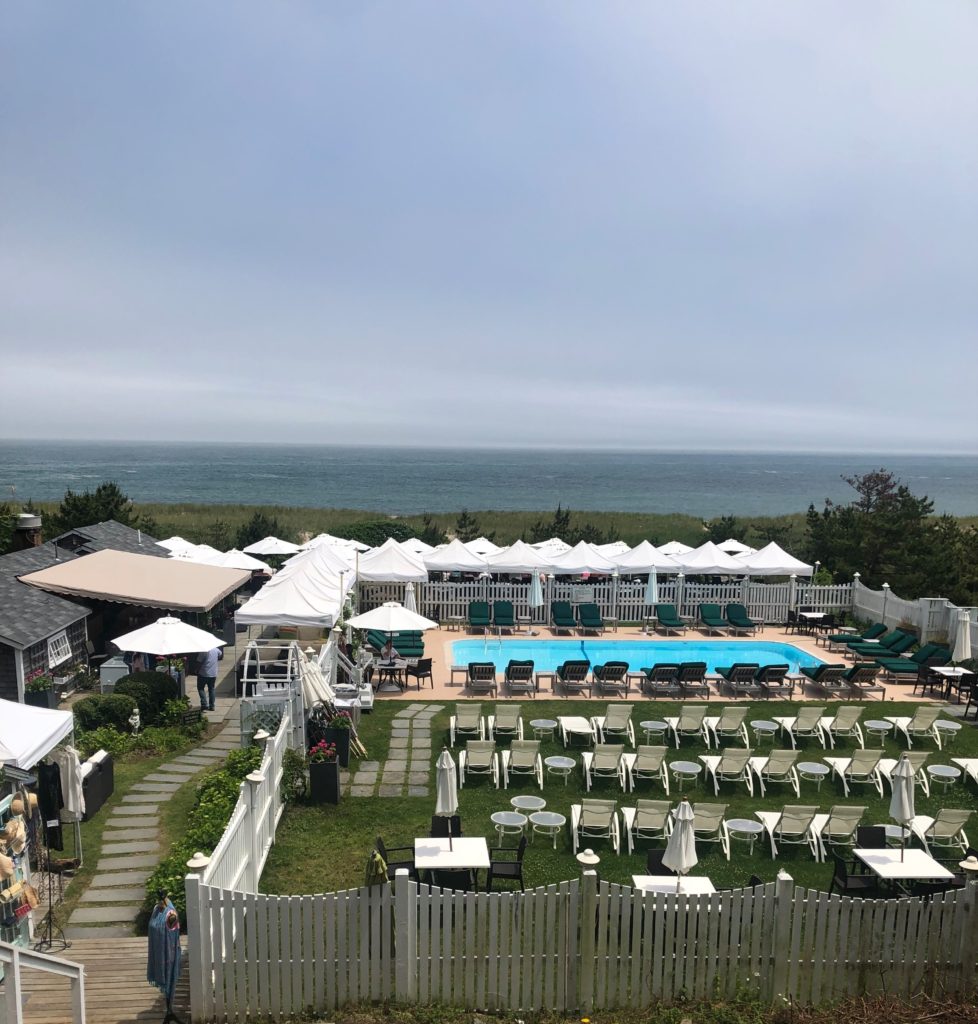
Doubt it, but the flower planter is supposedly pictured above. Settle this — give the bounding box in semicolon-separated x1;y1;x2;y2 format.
308;760;341;805
24;688;57;709
322;728;351;768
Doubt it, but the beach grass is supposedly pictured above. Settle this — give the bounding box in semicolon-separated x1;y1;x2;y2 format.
259;699;978;897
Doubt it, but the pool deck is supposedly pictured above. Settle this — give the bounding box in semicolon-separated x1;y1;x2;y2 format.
374;624;933;703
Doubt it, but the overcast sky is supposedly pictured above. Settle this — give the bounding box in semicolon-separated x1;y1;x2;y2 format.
2;3;976;452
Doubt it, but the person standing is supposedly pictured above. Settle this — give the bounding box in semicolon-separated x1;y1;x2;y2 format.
196;646;223;712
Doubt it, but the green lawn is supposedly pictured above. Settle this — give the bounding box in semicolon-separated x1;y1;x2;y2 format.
260;700;977;896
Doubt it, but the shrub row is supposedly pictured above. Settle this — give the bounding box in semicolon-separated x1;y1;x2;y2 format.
75;722;206;760
144;745;263;923
73;671;182;732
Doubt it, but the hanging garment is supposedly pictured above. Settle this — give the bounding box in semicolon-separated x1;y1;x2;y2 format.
147;898;182;999
51;747;86;823
36;762;64;851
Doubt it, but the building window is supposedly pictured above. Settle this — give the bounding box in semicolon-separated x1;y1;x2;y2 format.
47;631;72;668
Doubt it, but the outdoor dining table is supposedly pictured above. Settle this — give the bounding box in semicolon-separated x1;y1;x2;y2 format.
376;659;408;692
631;875;716;894
853;848;955;888
414;837;491;873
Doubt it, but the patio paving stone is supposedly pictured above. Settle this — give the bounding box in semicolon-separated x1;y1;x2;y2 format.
407;786;429;796
378;784;403;797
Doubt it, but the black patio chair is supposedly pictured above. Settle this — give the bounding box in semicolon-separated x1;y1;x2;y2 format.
430;815;462;838
486;837;527;891
375;836;417;881
645;849;676;876
828;853;878;898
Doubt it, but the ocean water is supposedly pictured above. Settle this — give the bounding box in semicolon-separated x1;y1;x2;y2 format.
1;440;976;517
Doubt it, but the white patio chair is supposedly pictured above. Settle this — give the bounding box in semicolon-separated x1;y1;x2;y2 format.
449;704;485;746
880;751;931;797
570;798;620;854
884;706;945;748
620;799;673;854
748;749;800;798
910;808;973;854
692;802;731;860
487;704;524;741
581;744;627;792
590;705;636;748
754;805;820;860
458;740;499;789
663;705;709;748
772;706;827;749
702;706;749;749
811;805;866;860
699;748;755;796
817;706;865;749
623;745;670;794
823;749;883;798
500;739;543;790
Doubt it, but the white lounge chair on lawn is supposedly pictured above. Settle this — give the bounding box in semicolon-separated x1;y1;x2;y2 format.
581;744;627;792
663;705;709;748
811;805;865;861
570;798;620;854
910;808;972;854
748;749;800;798
449;704;485;746
458;740;499;788
487;704;524;741
622;745;669;794
823;749;883;798
755;805;820;860
500;740;543;789
885;706;945;748
817;706;865;749
692;802;731;860
621;799;673;854
590;705;636;748
951;758;978;789
702;706;749;749
772;706;827;748
699;748;755;796
880;751;931;796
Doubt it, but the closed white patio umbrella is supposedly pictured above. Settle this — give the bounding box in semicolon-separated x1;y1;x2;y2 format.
953;609;973;665
889;754;916;861
434;747;459;849
661;799;697;891
644;567;659;606
404;582;418;613
528;571;544;608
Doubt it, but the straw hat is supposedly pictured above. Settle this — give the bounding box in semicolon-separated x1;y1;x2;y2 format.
0;852;13;880
10;796;24;817
4;819;26;855
28;793;39;816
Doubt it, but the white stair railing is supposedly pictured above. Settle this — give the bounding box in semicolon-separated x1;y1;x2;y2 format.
0;940;86;1024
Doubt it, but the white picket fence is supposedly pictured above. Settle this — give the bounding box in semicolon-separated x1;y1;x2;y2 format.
853;580;978;648
183;871;978;1021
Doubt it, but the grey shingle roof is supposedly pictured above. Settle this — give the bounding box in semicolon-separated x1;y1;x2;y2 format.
0;519;166;648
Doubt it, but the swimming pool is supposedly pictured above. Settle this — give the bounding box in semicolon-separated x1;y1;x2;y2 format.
450;639;823;674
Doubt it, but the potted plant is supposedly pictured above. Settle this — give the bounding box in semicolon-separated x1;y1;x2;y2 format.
307;740;340;805
322;712;353;768
24;674;56;709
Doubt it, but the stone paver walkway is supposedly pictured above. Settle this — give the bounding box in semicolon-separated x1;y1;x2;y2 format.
347;703;444;799
65;701;242;940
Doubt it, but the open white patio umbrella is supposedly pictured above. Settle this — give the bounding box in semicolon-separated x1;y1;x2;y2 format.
717;538;755;556
346;602;437;633
112;616;225;657
644;567;659;606
953;609;973;665
243;536;301;556
661;799;698;891
404;582;418;613
434;747;459;849
658;540;694;556
889;754;916;861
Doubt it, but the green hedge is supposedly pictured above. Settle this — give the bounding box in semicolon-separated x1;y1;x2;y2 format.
115;670;180;725
73;693;137;731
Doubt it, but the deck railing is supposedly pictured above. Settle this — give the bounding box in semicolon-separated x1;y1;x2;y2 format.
0;939;86;1024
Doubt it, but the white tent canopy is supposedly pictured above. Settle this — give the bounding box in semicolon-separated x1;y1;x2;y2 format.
243;536;301;556
0;699;74;770
596;541;631;558
736;542;813;576
401;538;435;556
613;540;679;572
357;537;428;583
673;541;750;575
282;543;356;574
424;539;488;573
236;546;353;627
548;541;618;575
300;533;368;554
658;540;694;556
204;549;271;572
532;537;572;556
716;538;756;556
464;537;501;557
486;540;552;574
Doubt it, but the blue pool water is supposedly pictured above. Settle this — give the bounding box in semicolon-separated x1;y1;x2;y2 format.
451;639;823;674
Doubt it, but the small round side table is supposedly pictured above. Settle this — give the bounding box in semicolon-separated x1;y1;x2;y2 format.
490;811;527;847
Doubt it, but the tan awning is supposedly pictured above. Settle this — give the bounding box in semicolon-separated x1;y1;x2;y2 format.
19;549;250;612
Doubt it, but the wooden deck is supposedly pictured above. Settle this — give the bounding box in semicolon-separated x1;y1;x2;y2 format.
13;938;190;1024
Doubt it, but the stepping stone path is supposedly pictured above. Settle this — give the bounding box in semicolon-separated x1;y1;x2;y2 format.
65;704;242;940
347;703;445;799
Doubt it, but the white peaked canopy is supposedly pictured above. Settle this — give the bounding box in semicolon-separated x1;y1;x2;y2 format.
401;538;436;556
357;537;428;583
532;537;572;556
423;539;489;573
300;533;369;554
112;616;225;656
465;537;502;557
549;541;618;575
0;699;74;769
280;544;356;579
596;541;631;557
717;538;756;556
243;536;301;556
486;540;552;574
158;536;198;555
236;546;353;627
736;542;813;577
658;540;694;556
613;540;679;572
205;549;271;572
346;601;437;632
673;541;749;575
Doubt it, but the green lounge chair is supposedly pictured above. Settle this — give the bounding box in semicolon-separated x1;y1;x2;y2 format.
653;604;687;635
823;622;886;646
725;603;758;635
556;659;591;697
577;603;605;635
716;663;763;698
504;660;536;697
467;662;497;697
640;663;681;698
849;630;916;659
846;628;907;654
878;644;950;680
591;661;630;697
492;600;516;634
844;663;885;700
698;604;728;635
754;664;794;699
550;601;577;635
800;663;848;696
467;601;491;634
677;661;711;697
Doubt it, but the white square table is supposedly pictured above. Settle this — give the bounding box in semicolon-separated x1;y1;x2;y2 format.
853;848;954;881
631;875;716;894
414;837;491;872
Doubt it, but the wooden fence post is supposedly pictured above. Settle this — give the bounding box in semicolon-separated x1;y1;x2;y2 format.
768;871;794;1002
394;869;417;1002
185;871;205;1022
576;870;598;1014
